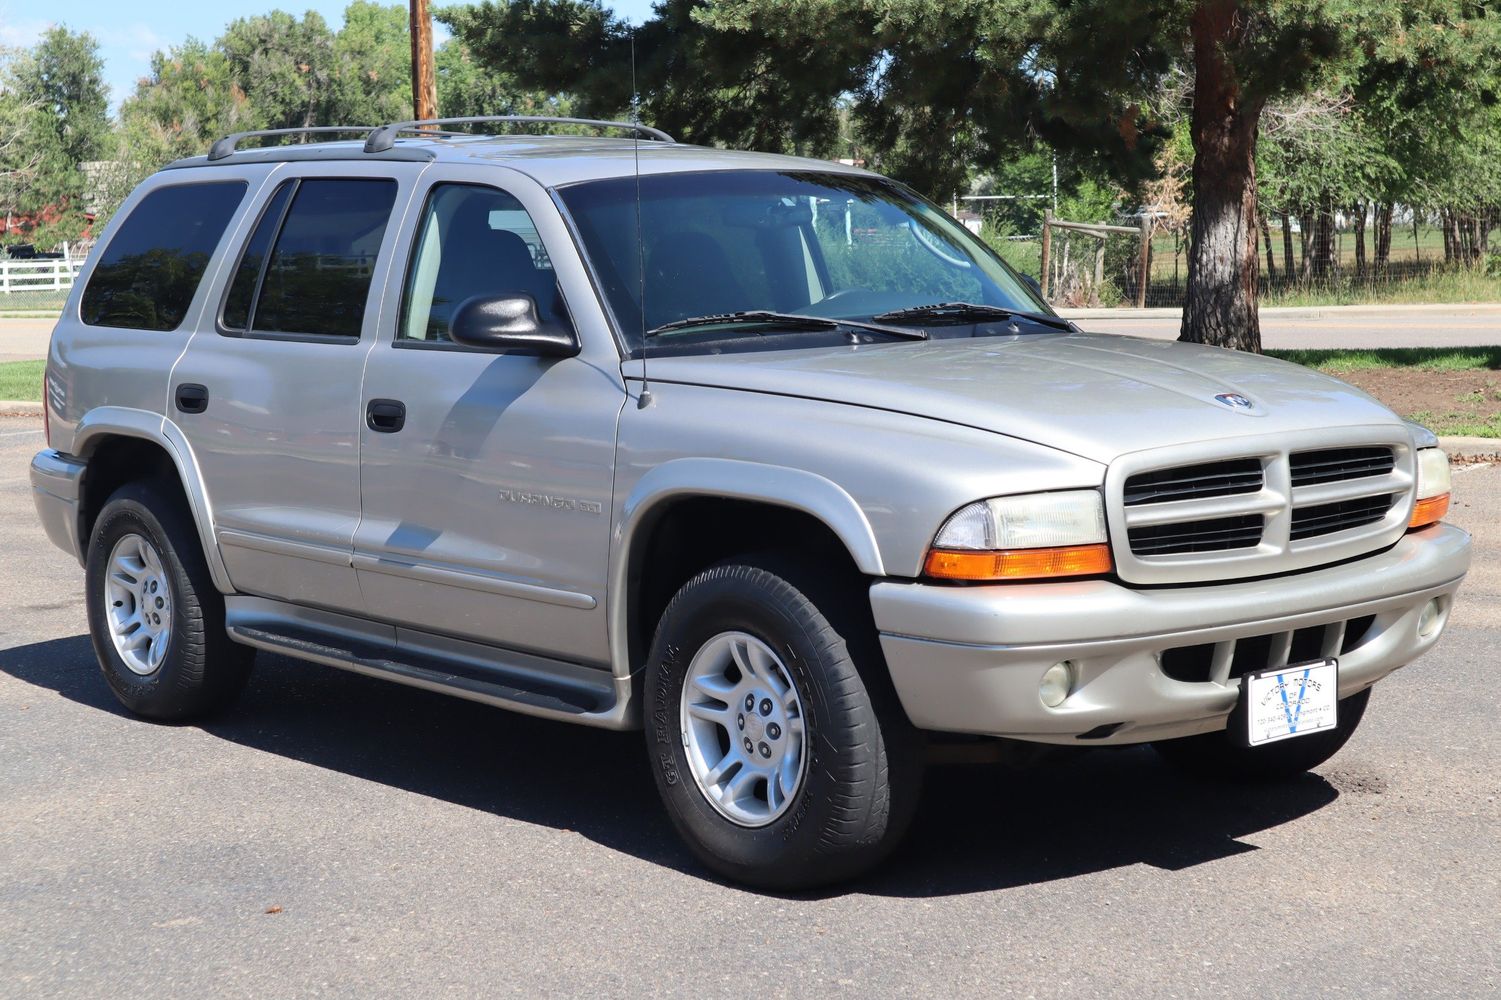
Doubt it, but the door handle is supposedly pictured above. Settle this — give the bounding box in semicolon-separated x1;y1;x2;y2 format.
175;383;209;414
366;398;406;433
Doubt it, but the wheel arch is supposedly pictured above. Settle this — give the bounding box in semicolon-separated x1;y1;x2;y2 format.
610;459;886;686
72;407;233;593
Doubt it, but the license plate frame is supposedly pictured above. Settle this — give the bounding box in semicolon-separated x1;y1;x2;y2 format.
1232;658;1340;747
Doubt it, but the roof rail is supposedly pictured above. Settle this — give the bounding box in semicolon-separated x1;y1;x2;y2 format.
362;115;674;153
208;126;379;162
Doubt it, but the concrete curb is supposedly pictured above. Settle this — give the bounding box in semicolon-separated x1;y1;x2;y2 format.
1438;436;1501;462
0;400;43;417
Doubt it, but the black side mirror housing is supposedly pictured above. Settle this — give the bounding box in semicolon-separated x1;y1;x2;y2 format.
1022;273;1044;297
449;295;580;358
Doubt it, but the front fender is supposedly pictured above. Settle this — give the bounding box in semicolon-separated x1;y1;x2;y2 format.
607;457;885;681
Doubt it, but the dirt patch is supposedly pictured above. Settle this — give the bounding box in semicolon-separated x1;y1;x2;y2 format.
1325;368;1501;437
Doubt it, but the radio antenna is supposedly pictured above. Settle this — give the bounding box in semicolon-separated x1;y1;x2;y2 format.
631;32;653;409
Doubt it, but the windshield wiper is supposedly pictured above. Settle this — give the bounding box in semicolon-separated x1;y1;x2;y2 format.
646;310;927;340
873;301;1074;331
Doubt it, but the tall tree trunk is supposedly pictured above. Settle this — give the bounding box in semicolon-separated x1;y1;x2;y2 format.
1299;210;1313;277
1374;202;1393;271
1353;202;1366;278
1280;210;1295;277
1259;211;1276;281
1312;193;1336;278
1180;1;1265;352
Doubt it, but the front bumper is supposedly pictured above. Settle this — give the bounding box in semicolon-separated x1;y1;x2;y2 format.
871;524;1471;745
30;449;87;564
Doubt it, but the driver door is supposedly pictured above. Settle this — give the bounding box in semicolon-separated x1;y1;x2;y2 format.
353;167;625;666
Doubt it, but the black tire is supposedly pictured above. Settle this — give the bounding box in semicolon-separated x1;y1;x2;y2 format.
85;479;253;721
644;555;923;891
1153;687;1372;782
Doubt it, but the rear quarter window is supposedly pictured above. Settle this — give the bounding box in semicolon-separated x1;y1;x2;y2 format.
80;181;248;332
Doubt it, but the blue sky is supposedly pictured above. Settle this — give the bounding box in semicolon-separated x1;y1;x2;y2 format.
0;0;658;109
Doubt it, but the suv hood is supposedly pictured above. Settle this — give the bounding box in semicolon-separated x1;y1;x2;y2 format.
636;332;1405;464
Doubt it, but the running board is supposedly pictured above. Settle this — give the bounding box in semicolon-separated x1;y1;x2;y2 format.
224;596;632;729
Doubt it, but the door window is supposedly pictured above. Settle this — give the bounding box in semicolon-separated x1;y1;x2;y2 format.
398;183;562;344
221;177;398;339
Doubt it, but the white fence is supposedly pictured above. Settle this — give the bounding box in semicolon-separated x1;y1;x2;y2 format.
1;252;86;295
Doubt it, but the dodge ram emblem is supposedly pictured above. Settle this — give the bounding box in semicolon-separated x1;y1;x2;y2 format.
1214;392;1255;410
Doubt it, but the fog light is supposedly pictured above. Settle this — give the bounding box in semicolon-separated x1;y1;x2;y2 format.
1040;661;1074;708
1417;599;1445;639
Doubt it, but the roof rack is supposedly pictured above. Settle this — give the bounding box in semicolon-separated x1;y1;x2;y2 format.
362;116;674;153
206;116;676;163
208;126;379;162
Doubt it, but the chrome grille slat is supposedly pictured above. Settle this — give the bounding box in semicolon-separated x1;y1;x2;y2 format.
1290;447;1396;486
1123;459;1263;506
1128;515;1263;555
1289;494;1396;540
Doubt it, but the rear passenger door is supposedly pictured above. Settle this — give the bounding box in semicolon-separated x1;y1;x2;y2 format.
353;167;625;666
172;165;410;613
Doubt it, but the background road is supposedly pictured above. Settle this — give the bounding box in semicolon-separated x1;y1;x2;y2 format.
2;414;1498;999
1060;303;1501;349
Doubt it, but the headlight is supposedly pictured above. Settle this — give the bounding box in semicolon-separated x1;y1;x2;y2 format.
925;490;1113;581
1409;448;1451;529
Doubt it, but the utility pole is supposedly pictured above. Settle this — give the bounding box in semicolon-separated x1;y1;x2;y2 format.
409;0;438;122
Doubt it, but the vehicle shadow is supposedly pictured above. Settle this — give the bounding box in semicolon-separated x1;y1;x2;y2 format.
1;635;1340;899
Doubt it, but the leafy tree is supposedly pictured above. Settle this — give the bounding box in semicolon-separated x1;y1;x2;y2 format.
219;10;340;133
0;28;109;245
331;1;415;124
441;0;1501;351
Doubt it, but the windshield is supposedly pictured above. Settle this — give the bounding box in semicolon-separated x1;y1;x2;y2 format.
555;170;1052;355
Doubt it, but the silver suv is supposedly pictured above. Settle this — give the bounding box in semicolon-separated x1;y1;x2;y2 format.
30;119;1471;889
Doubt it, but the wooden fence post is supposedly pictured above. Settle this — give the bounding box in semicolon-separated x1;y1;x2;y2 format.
1091;234;1105;307
1136;219;1151;309
1039;209;1052;300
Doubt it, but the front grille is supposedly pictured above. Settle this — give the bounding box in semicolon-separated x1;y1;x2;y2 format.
1291;447;1395;487
1128;514;1263;556
1123;459;1263;506
1290;494;1396;540
1109;432;1413;584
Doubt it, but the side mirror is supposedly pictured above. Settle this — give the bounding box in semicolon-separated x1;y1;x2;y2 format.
1022;273;1044;297
449;294;580;358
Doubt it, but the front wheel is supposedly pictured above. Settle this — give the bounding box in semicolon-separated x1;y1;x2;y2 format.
644;558;921;891
1153;687;1372;781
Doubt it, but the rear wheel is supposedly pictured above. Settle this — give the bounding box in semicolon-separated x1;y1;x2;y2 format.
1153;687;1372;781
85;480;253;721
644;556;922;890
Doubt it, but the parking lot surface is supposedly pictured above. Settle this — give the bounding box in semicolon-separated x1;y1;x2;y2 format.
2;415;1498;999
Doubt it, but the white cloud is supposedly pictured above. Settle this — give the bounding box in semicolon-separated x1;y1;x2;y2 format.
0;15;51;50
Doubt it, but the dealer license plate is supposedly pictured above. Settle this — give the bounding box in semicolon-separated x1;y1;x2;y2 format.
1237;659;1339;746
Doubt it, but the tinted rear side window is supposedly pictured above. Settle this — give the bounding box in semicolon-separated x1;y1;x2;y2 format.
81;181;247;331
249;178;398;339
221;181;294;332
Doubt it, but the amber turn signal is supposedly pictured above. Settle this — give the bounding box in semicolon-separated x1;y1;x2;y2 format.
924;543;1113;582
1408;492;1450;530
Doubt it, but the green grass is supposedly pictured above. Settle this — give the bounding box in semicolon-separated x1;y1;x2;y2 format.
1406;410;1501;438
0;360;44;401
1266;347;1501;372
1260;268;1501;308
0;290;70;315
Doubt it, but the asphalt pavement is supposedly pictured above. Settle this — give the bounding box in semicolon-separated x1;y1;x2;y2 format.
1;414;1498;999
